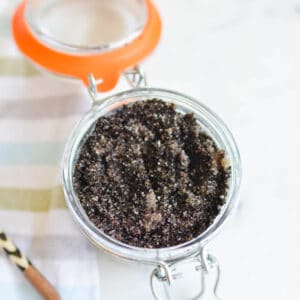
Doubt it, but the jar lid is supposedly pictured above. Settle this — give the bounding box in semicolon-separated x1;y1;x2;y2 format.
12;0;161;92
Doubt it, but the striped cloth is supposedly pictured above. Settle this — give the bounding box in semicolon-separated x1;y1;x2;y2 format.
0;1;103;299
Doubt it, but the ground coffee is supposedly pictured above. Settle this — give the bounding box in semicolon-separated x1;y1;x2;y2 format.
74;99;230;248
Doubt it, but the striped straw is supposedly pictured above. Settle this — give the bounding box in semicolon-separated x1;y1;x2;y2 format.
0;228;61;300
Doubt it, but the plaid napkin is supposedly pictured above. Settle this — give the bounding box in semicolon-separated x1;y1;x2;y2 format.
0;1;102;299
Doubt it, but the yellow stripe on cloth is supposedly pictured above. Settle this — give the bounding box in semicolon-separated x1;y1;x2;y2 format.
0;57;40;77
0;186;67;211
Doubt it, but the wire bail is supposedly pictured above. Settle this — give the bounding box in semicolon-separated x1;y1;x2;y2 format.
124;65;148;88
88;65;148;102
87;73;104;102
150;248;222;300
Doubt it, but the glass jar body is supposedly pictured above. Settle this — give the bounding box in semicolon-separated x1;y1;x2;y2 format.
62;87;241;264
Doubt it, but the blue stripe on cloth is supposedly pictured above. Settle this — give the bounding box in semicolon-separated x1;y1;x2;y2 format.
0;284;99;300
0;142;64;165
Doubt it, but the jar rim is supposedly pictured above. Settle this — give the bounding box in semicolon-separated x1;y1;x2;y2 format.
62;87;242;263
24;0;148;55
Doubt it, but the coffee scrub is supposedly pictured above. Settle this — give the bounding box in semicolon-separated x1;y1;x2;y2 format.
74;99;230;248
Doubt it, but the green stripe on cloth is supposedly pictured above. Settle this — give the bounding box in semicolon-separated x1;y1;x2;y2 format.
0;142;64;165
0;186;67;211
0;57;40;77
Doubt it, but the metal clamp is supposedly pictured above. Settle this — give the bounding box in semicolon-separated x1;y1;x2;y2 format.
88;65;147;103
124;65;148;88
87;73;103;102
150;248;222;300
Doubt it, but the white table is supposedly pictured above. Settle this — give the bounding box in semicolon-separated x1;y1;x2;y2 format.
97;0;300;299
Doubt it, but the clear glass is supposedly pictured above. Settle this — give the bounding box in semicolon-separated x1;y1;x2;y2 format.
62;88;242;264
25;0;147;54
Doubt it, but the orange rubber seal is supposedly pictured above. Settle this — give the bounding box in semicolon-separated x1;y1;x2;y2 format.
12;0;161;92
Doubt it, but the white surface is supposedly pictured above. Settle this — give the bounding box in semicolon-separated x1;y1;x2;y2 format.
96;0;300;299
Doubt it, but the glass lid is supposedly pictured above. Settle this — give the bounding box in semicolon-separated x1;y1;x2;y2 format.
25;0;148;54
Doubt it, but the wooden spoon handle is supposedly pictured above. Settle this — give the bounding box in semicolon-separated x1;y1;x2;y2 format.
0;229;61;300
24;265;61;300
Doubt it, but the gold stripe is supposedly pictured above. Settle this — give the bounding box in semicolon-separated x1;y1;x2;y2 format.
0;186;67;211
0;57;40;77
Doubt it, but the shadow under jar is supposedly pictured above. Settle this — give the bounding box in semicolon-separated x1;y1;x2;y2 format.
62;87;241;299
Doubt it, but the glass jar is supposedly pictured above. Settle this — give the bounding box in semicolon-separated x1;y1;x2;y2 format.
13;1;241;297
62;86;242;298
